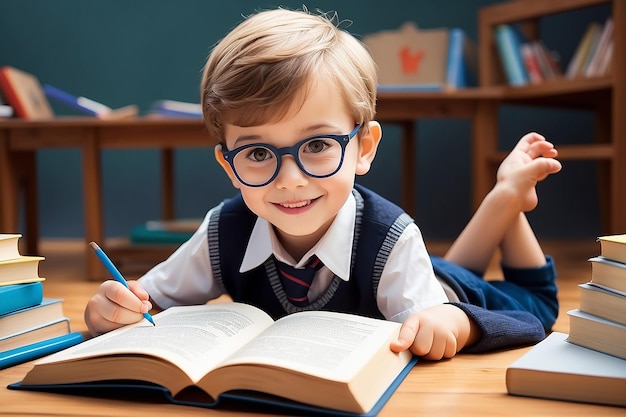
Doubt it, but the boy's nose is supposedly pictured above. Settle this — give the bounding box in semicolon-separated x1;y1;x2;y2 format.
274;156;308;188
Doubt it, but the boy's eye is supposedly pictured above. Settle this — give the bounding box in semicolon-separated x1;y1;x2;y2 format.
245;147;273;162
303;139;329;154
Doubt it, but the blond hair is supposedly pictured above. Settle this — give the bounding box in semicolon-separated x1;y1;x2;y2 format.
201;8;377;144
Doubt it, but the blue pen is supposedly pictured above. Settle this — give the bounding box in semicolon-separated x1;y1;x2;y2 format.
89;242;155;326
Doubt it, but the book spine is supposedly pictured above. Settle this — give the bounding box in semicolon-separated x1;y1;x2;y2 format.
43;84;107;116
0;332;83;370
0;282;44;316
579;25;604;76
445;28;464;89
568;310;626;360
376;84;442;93
520;43;542;84
584;18;614;77
579;283;626;326
0;67;28;118
494;25;528;86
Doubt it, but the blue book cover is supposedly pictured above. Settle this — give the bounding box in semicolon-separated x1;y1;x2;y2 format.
130;224;193;245
0;282;43;316
494;24;529;86
0;332;83;370
377;84;442;93
8;356;416;416
43;84;109;116
445;28;477;89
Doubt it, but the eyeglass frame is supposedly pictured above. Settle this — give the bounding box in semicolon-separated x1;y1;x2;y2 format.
220;124;362;187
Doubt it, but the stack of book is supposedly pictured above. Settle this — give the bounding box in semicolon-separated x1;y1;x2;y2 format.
0;234;83;370
571;234;626;359
506;234;626;407
493;17;613;86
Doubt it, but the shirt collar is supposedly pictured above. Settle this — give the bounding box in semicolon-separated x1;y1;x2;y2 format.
239;192;356;281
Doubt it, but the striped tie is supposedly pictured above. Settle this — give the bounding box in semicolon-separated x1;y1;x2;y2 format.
276;256;322;306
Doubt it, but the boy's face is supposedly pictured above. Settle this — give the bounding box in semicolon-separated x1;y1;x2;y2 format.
215;80;381;253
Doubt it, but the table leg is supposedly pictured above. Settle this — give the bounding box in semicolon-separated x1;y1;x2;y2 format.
400;121;416;218
0;132;18;234
471;101;499;212
82;129;105;280
161;149;174;220
21;152;38;255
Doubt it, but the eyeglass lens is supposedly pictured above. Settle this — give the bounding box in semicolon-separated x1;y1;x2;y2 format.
232;137;343;185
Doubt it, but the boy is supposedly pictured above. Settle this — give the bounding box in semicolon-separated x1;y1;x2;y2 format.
85;8;562;360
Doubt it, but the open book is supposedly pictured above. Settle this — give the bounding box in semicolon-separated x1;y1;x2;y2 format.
11;303;415;415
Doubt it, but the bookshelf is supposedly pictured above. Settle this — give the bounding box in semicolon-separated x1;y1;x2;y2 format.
476;0;624;233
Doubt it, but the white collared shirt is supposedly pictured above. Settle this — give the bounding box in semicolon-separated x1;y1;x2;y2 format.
140;193;448;323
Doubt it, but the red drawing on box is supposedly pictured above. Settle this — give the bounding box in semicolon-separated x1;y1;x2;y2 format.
399;46;425;74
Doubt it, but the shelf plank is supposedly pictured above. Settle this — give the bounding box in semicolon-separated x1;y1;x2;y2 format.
487;143;614;164
480;0;610;25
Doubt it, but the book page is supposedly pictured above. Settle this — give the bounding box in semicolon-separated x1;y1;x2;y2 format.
219;310;402;381
34;303;274;382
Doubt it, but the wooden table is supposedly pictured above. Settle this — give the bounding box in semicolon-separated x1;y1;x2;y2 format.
0;90;503;280
0;118;211;280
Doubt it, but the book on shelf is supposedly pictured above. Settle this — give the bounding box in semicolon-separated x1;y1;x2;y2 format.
0;281;43;316
583;17;614;78
506;332;626;407
11;302;415;416
43;84;138;119
129;219;200;245
445;27;477;90
0;66;54;119
596;234;626;264
567;309;626;360
493;24;528;86
532;41;562;79
595;38;614;76
520;43;542;85
149;100;202;118
565;21;602;78
578;282;626;326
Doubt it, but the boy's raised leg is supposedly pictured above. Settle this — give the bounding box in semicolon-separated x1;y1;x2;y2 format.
443;133;562;274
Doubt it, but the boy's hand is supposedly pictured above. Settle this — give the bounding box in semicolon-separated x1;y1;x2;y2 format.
84;280;152;336
390;304;479;360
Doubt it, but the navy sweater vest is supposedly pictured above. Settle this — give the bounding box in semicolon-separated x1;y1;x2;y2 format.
207;184;413;320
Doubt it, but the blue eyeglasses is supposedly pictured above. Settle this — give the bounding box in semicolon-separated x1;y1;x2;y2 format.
221;125;361;187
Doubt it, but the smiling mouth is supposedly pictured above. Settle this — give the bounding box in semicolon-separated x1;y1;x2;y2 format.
276;196;320;209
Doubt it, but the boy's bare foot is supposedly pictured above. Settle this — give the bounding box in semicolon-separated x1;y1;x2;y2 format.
495;133;562;212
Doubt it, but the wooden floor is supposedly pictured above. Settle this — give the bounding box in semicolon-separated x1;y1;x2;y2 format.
36;238;598;336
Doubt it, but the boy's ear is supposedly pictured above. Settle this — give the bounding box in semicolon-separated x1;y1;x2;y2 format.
214;145;241;189
355;121;382;175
